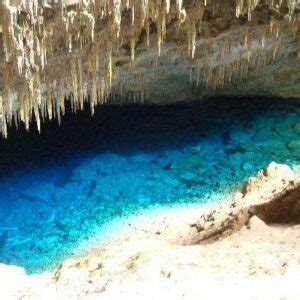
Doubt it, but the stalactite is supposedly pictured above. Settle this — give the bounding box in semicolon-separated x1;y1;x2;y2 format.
245;31;253;62
108;49;113;88
0;0;298;137
0;92;7;138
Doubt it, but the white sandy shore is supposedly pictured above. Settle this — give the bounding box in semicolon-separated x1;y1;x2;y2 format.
0;162;299;300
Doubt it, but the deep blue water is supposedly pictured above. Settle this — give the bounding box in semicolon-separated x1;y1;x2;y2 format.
0;97;299;274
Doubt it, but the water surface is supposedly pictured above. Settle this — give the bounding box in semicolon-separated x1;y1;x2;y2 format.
0;97;299;273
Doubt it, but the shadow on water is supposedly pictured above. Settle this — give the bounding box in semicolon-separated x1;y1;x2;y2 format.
0;96;299;178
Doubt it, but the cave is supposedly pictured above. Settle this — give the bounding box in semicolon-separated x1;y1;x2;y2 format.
0;1;299;299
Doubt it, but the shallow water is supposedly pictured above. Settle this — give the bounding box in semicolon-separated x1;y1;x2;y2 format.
0;97;299;274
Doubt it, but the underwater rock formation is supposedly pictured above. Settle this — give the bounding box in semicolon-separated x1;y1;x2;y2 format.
0;0;299;137
0;162;299;299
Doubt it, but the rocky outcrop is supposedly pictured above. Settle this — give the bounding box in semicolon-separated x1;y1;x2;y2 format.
185;162;300;244
0;1;299;137
0;162;299;299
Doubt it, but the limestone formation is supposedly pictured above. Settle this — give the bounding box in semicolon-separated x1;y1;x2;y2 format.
0;0;299;137
185;162;300;244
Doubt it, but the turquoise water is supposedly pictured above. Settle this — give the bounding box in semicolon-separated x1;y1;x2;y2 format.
0;97;299;274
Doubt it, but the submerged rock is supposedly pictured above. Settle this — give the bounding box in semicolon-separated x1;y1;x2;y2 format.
242;162;253;172
287;140;300;150
253;128;279;142
293;123;300;135
287;140;300;157
171;155;204;171
239;140;290;157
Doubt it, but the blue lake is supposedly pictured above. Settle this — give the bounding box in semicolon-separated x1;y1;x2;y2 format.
0;97;299;274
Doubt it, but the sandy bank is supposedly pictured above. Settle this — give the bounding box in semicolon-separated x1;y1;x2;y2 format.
1;162;299;300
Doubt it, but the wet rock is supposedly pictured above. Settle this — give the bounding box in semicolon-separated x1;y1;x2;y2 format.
172;155;203;171
287;140;300;157
22;184;56;207
163;163;172;171
273;117;298;139
229;127;254;143
179;172;197;182
293;123;300;135
138;196;151;206
287;140;300;150
240;140;289;157
220;130;232;145
242;162;254;172
68;229;79;239
253;128;279;142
